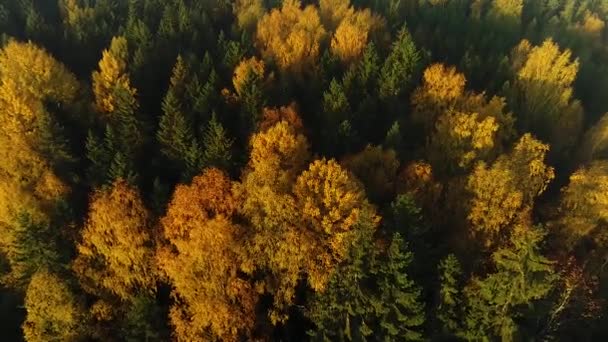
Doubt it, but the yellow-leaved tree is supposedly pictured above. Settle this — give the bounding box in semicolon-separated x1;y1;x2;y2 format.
293;158;379;290
467;134;554;247
236;121;311;323
23;270;86;342
157;168;257;341
428;110;500;173
412;64;514;175
319;0;353;31
256;0;326;74
73;179;155;300
92;36;136;114
330;8;386;64
557;161;608;249
411;64;467;130
0;40;79;282
508;39;583;158
233;0;265;34
232;56;265;97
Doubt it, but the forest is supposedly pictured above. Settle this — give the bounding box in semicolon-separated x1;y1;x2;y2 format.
1;0;608;341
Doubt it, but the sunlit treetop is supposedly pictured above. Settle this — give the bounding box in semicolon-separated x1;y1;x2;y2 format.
92;36;137;114
330;8;386;64
558;161;608;249
466;134;554;247
232;56;265;97
23;270;85;342
158;168;256;341
247;120;310;191
73;179;155;300
294;158;379;290
256;0;326;74
412;64;467;129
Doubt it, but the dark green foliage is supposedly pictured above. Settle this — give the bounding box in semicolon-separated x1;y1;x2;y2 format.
238;68;266;137
379;26;422;101
122;294;168;342
157;87;194;166
5;212;64;289
307;211;425;341
201;113;234;172
436;254;462;335
3;0;608;340
459;227;557;340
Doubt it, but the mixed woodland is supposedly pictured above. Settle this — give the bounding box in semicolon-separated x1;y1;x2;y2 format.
2;0;608;340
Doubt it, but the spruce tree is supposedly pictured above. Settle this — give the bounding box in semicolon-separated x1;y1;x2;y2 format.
201;113;233;172
307;212;425;341
379;26;422;102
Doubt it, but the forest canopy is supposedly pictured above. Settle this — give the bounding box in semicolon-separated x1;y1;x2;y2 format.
1;0;608;341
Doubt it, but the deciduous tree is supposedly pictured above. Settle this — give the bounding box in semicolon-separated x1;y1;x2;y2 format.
73;179;155;300
23;270;86;342
157;168;256;341
256;0;326;74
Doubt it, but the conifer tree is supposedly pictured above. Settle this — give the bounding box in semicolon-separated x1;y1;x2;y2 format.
201;113;233;172
437;254;462;335
379;26;422;102
460;226;556;340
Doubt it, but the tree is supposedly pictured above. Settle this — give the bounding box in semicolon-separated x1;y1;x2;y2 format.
92;36;136;114
230;57;267;136
320;78;354;155
232;56;265;98
466;134;554;247
557;161;608;249
157;168;257;341
73;179;155;301
89;37;145;185
342;145;400;203
460;226;556;340
247;121;310;190
507;39;583;158
330;9;385;64
23;270;86;342
411;63;466;131
157;55;195;169
437;254;462;335
307;218;424;341
0;40;78;281
2;212;64;289
428;110;500;174
233;0;265;34
236;121;311;322
201;113;234;171
294;158;377;290
258;103;304;133
256;0;326;74
579;112;608;163
319;0;352;32
378;26;422;101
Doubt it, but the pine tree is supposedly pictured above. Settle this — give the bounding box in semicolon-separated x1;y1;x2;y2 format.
436;254;463;335
379;25;422;101
201;114;233;171
307;220;425;341
157;89;192;166
460;226;557;340
4;212;63;289
372;233;426;341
